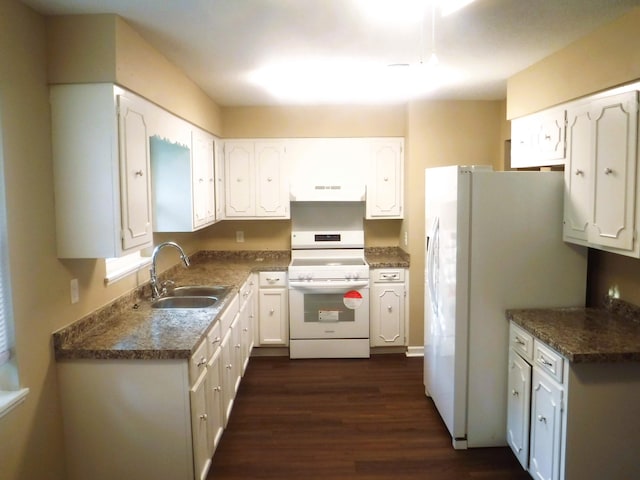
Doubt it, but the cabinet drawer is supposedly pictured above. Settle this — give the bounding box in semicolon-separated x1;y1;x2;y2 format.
373;269;405;282
207;321;222;358
259;271;287;287
534;340;564;383
189;339;209;385
509;322;534;362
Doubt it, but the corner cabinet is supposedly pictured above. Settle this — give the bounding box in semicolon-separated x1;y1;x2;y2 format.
366;140;404;219
563;90;639;256
370;269;407;347
224;140;289;219
50;83;154;258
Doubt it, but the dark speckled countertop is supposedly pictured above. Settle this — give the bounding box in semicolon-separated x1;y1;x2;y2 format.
506;298;640;363
53;247;409;361
53;250;290;361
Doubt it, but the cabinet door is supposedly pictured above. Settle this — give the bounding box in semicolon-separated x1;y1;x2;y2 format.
220;328;235;426
239;288;254;375
215;139;225;221
529;369;563;480
255;142;288;217
506;349;532;470
117;93;153;251
206;348;224;456
535;109;566;161
367;140;403;218
192;129;215;228
190;371;211;480
370;284;405;346
563;103;592;244
589;91;638;250
225;141;255;217
259;288;289;345
230;314;243;394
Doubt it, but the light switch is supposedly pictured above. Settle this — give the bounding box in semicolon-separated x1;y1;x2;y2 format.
236;231;245;243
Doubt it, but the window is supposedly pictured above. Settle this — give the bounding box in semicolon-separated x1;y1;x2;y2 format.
0;106;29;418
104;250;151;285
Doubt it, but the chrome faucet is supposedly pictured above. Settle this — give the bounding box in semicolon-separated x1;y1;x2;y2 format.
149;241;190;299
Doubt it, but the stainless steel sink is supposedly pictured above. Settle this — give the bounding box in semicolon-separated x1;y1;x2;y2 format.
171;285;231;297
151;296;219;309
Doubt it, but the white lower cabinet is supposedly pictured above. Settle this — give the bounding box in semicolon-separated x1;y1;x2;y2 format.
257;271;289;346
506;348;532;470
57;278;258;480
507;321;640;480
529;368;563;480
370;269;407;347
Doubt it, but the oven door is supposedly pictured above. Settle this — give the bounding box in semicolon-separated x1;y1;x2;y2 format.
289;281;369;339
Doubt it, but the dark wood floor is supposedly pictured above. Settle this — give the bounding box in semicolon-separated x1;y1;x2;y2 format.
209;354;530;480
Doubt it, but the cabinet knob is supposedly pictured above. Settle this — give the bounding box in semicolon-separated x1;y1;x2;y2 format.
575;169;583;176
511;389;519;397
214;386;222;392
199;414;208;421
387;305;393;312
134;170;144;177
243;327;249;332
197;357;207;367
270;308;275;315
237;177;242;182
604;167;613;175
384;176;389;181
235;343;241;349
544;134;551;140
267;177;273;182
226;364;233;369
537;415;547;424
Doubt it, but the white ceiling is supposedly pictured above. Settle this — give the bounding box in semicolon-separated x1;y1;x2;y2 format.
21;0;640;106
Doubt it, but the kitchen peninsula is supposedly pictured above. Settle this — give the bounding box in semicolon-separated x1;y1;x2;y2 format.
506;299;640;480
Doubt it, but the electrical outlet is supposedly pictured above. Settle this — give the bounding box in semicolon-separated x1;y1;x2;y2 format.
236;231;245;243
70;278;79;304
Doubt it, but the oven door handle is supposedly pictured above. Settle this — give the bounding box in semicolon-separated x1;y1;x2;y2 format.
288;280;370;290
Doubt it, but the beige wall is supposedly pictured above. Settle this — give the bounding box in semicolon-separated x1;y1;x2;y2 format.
0;7;222;480
507;7;640;119
48;14;223;136
404;100;508;345
506;8;640;309
0;2;67;478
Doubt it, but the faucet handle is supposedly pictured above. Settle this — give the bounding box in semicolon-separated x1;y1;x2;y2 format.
161;279;176;297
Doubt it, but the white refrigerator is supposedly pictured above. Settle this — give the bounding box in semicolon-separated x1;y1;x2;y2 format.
423;165;587;449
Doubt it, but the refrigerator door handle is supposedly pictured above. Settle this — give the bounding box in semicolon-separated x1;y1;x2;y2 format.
427;216;440;317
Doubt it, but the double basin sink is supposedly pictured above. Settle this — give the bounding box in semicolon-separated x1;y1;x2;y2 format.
151;285;232;309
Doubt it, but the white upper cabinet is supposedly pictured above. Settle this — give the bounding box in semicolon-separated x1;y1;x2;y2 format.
511;107;566;168
150;119;218;232
224;140;289;219
563;89;639;256
51;84;154;258
366;139;404;219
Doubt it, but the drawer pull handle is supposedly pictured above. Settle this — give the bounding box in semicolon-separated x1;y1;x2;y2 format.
537;415;547;423
134;170;144;177
538;356;553;367
511;389;519;397
514;337;526;346
575;169;583;176
197;357;207;367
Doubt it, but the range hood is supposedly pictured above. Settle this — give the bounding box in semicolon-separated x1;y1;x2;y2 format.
290;183;366;202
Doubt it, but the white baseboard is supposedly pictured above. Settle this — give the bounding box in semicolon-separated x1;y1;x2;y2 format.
405;345;424;357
